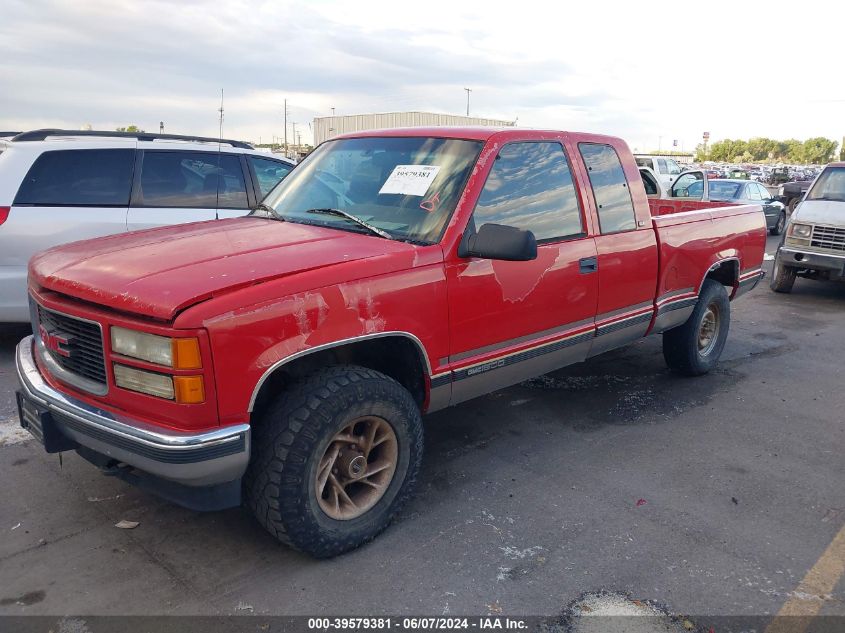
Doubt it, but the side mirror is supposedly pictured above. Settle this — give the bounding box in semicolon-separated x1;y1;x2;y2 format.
458;223;537;261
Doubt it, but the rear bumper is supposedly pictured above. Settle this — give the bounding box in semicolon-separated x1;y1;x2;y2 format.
15;335;250;489
778;247;845;274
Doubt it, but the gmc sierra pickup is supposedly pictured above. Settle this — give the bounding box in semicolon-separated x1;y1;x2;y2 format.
16;127;767;557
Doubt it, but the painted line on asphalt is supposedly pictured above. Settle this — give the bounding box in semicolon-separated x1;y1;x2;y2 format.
765;522;845;633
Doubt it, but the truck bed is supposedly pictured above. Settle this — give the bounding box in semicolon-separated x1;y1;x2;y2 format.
650;201;767;313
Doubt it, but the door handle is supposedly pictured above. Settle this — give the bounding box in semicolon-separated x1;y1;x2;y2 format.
579;256;598;274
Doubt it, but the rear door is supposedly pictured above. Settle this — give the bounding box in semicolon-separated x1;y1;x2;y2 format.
127;146;251;229
3;145;135;321
575;141;658;357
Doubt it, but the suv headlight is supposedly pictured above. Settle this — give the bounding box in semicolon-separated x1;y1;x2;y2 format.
789;223;812;238
110;327;202;369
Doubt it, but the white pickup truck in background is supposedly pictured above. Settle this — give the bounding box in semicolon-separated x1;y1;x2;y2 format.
635;155;683;189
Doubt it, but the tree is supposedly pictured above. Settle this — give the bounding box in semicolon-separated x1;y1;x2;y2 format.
694;143;709;162
801;137;838;165
116;125;144;133
747;137;778;161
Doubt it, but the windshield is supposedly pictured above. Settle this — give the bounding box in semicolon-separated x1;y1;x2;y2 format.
262;136;483;243
806;167;845;202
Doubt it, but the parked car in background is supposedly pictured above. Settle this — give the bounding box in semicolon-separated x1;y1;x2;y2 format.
634;155;682;189
771;163;845;292
683;178;786;235
0;130;295;322
778;179;814;216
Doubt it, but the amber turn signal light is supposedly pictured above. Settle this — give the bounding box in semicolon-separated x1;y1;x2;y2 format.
172;338;202;370
173;376;205;404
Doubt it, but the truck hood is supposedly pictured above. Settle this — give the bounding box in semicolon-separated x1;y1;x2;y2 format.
30;217;417;321
792;200;845;226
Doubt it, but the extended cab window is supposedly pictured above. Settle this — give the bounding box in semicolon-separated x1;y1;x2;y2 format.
138;151;248;209
471;142;583;242
249;156;293;198
578;143;637;233
14;149;135;206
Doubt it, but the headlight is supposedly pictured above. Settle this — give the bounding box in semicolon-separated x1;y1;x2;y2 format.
111;327;201;369
789;223;812;238
113;363;205;403
114;364;175;400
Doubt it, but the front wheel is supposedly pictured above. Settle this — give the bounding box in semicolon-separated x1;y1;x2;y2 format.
770;211;786;236
663;279;730;376
770;252;797;293
244;365;423;558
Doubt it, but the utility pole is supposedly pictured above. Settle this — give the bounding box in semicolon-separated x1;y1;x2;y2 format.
292;122;297;152
464;88;472;117
218;89;224;139
331;107;335;117
283;99;289;156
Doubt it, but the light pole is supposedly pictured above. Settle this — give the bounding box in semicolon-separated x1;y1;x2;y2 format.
464;88;472;117
159;121;164;134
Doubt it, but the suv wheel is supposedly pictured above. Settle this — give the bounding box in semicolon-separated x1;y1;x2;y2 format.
663;279;730;376
244;365;423;558
771;211;786;236
770;252;797;293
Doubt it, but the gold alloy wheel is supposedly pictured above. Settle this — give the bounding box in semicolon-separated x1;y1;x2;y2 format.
315;416;399;520
698;304;720;356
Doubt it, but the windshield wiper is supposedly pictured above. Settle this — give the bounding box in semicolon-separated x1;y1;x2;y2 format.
305;208;394;240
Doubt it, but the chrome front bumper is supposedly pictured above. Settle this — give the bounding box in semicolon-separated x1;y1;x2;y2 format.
15;335;250;488
778;247;845;274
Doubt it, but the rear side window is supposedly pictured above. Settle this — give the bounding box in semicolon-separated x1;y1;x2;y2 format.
578;143;637;234
249;156;293;198
138;151;248;209
472;142;584;242
745;184;762;201
657;158;668;174
14;149;135;206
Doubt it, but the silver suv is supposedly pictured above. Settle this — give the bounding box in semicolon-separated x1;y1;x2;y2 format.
0;129;295;321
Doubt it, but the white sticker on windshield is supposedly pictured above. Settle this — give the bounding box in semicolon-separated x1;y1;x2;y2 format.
378;165;441;196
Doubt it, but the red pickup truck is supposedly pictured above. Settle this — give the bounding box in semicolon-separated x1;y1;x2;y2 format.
16;128;766;557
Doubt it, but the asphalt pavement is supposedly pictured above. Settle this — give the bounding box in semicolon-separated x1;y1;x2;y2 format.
0;234;843;625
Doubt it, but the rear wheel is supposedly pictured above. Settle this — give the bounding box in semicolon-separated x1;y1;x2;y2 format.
663;279;730;376
788;198;801;215
244;365;423;558
770;252;797;293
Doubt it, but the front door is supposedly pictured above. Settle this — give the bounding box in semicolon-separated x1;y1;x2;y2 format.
445;140;599;405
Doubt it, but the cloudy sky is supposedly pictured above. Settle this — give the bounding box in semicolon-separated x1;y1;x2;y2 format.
2;0;842;151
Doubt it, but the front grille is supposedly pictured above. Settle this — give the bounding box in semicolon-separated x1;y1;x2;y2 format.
811;225;845;252
37;305;107;385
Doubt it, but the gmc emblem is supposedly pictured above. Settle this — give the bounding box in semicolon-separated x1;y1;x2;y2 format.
39;324;71;358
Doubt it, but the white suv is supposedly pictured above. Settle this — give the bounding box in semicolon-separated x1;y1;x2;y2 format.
0;129;295;321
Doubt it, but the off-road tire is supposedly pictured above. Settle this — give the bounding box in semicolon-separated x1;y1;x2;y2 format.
244;365;423;558
770;211;786;236
770;252;796;293
663;279;730;376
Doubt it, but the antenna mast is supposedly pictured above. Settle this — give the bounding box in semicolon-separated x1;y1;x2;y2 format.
218;89;224;139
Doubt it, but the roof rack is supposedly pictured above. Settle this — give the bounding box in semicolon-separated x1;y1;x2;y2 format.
10;129;254;149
